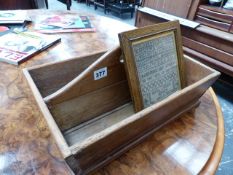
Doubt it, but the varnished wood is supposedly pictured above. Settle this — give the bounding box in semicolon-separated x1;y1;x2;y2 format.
141;0;205;20
183;47;233;77
199;4;233;16
92;87;224;175
198;5;233;23
136;7;233;77
0;9;224;175
195;15;231;32
199;88;224;174
141;0;193;19
187;0;206;20
196;5;233;33
183;37;233;66
181;26;233;55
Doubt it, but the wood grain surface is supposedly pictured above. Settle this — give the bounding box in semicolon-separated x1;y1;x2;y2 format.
141;0;204;20
0;10;224;175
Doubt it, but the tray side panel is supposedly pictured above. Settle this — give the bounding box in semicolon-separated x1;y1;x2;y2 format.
50;81;131;132
29;52;105;97
47;47;131;131
72;93;201;174
23;69;71;158
184;55;216;85
68;57;220;174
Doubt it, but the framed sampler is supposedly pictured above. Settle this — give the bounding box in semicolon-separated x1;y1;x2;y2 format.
119;21;185;112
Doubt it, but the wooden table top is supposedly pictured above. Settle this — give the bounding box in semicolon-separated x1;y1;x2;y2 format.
0;10;224;175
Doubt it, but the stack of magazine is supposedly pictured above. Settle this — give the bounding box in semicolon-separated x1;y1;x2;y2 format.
0;10;61;65
0;31;61;65
34;15;96;33
0;10;31;36
0;10;30;24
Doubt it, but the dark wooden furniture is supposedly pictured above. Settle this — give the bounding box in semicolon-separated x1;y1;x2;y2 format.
93;0;135;18
0;9;224;175
107;0;135;18
94;0;108;13
45;0;48;8
134;0;141;7
0;0;47;9
86;0;94;6
196;4;233;33
140;0;202;20
136;0;233;78
57;0;72;10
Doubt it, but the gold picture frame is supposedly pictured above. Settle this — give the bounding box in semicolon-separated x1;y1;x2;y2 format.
118;21;185;112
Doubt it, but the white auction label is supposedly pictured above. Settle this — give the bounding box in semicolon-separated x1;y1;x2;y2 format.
94;67;107;80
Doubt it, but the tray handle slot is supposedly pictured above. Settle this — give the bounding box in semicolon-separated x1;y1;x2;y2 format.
44;46;131;131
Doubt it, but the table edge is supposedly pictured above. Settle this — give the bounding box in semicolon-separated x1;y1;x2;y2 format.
199;87;225;174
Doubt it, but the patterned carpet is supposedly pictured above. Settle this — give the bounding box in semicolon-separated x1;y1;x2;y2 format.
213;80;233;174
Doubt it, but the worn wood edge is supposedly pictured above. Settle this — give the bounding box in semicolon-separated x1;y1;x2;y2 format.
184;55;221;85
199;88;225;175
69;57;219;154
26;50;107;71
118;28;144;112
43;47;119;104
176;22;186;88
23;69;72;158
184;54;221;76
65;155;81;175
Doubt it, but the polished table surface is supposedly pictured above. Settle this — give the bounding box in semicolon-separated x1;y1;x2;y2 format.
0;10;224;175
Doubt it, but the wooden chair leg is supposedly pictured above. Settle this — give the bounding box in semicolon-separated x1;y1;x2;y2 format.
66;0;71;10
45;0;48;8
131;11;133;18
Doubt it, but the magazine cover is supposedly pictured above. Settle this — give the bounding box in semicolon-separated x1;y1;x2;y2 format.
0;31;61;65
0;10;29;24
34;15;96;33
